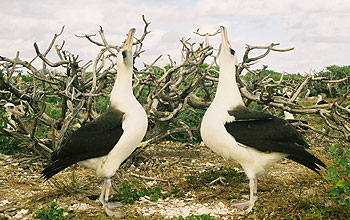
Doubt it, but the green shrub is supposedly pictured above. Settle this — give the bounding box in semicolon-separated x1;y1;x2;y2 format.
187;167;247;188
169;108;205;143
243;69;304;84
44;102;62;120
312;65;350;96
36;202;75;220
324;145;350;212
285;196;348;220
112;180;162;204
0;136;28;155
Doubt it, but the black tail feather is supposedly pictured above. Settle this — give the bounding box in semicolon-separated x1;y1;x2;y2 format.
41;159;75;181
287;152;326;175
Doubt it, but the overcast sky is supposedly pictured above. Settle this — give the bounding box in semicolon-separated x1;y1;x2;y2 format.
1;0;349;74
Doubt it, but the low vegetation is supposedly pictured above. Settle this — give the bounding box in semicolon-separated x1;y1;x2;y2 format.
1;68;350;219
36;202;76;220
111;180;162;204
325;145;350;212
186;167;247;188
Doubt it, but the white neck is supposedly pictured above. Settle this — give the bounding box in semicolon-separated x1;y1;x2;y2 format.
213;52;244;108
110;68;135;108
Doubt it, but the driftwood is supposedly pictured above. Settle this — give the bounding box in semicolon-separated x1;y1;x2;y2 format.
1;16;349;159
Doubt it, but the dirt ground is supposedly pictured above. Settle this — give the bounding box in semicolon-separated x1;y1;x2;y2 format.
0;133;346;220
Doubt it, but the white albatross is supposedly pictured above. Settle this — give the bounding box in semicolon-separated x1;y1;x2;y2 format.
41;28;148;216
4;103;24;130
316;94;328;105
200;26;326;213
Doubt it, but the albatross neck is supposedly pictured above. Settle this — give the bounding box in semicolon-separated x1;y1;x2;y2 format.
110;68;135;107
214;63;244;108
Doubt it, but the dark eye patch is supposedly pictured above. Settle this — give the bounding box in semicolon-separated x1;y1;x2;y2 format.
230;48;235;56
122;50;127;59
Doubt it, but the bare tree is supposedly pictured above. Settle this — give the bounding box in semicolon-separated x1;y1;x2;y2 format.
1;16;349;160
0;16;152;158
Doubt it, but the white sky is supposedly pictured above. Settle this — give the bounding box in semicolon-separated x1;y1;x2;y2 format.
1;0;349;73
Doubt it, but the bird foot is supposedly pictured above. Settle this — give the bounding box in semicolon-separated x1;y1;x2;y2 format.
103;202;123;217
107;202;123;209
232;199;256;213
104;205;122;217
232;200;250;209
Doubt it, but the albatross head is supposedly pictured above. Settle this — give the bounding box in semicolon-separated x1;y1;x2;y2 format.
4;103;24;117
219;26;238;72
213;26;244;107
110;28;137;107
116;28;136;72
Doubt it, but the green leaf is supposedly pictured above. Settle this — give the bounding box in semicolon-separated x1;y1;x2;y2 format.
329;187;340;196
336;180;346;187
154;187;162;195
324;175;331;181
150;193;159;202
328;166;338;174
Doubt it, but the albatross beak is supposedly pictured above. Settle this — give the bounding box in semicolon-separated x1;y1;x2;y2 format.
220;26;231;48
12;106;24;117
122;28;136;51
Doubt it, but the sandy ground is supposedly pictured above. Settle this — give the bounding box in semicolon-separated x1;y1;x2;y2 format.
0;136;339;219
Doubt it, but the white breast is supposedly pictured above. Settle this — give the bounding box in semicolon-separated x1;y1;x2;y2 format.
78;96;147;179
95;99;147;178
201;105;286;179
201;105;249;162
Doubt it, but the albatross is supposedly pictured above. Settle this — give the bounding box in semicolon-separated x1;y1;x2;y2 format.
200;26;326;213
4;103;24;130
41;28;148;216
284;111;308;126
316;94;328;105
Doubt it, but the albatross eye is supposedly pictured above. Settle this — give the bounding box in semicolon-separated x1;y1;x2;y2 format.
122;51;127;59
230;48;235;56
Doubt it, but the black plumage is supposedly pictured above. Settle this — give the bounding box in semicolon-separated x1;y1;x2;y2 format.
316;100;328;105
225;105;326;173
41;108;124;181
286;119;308;125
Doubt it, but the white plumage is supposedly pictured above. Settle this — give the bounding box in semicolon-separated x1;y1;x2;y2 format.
201;26;325;213
42;28;147;217
4;103;23;129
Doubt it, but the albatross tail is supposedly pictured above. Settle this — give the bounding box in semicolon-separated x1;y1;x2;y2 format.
41;159;75;181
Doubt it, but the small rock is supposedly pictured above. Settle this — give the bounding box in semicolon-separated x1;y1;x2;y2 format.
218;201;225;209
0;200;10;206
182;207;190;216
145;181;155;187
197;206;210;215
69;203;92;211
13;209;30;219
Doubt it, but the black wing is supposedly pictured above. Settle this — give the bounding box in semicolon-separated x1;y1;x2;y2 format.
41;109;124;180
225;106;325;173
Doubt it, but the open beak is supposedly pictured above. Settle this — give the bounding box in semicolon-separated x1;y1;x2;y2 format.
12;106;24;117
121;28;136;51
220;26;231;48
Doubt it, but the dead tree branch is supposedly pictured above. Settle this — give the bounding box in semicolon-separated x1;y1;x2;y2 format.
1;17;349;161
